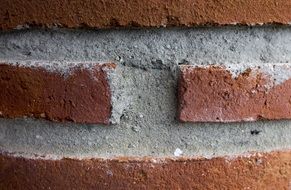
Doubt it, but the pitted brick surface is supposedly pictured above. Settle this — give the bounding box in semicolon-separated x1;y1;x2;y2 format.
1;151;291;190
1;0;291;30
178;66;291;122
0;63;115;124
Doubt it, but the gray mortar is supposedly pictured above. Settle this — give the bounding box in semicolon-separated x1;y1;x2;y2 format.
1;26;291;68
1;26;291;159
107;65;132;124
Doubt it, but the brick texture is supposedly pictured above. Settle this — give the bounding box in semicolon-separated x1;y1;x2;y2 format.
0;63;115;124
178;66;291;122
1;151;291;189
1;0;291;30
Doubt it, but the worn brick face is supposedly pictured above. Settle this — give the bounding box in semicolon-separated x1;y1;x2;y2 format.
1;151;291;190
1;0;291;30
0;63;115;124
178;66;291;122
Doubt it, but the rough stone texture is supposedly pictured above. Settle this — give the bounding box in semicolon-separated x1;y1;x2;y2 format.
0;62;115;124
2;0;291;30
1;21;291;189
2;27;291;70
178;66;291;122
1;151;291;189
1;67;291;159
1;28;291;158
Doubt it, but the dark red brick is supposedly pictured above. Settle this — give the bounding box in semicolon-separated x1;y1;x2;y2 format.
1;0;291;30
1;151;291;189
0;63;115;124
178;66;291;122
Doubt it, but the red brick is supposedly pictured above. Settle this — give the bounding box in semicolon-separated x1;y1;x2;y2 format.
0;151;291;189
1;0;291;30
178;66;291;122
0;63;115;124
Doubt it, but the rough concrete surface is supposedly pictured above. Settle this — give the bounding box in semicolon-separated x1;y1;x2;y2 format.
1;26;291;159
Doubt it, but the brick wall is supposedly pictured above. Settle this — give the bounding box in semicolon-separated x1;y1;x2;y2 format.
1;1;291;189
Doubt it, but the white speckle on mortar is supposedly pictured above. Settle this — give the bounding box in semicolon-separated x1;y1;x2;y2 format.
35;135;43;140
131;126;140;132
174;148;183;156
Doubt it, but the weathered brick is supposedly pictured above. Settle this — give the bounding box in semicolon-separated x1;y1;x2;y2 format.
1;0;291;30
0;63;115;124
178;65;291;122
1;151;291;189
